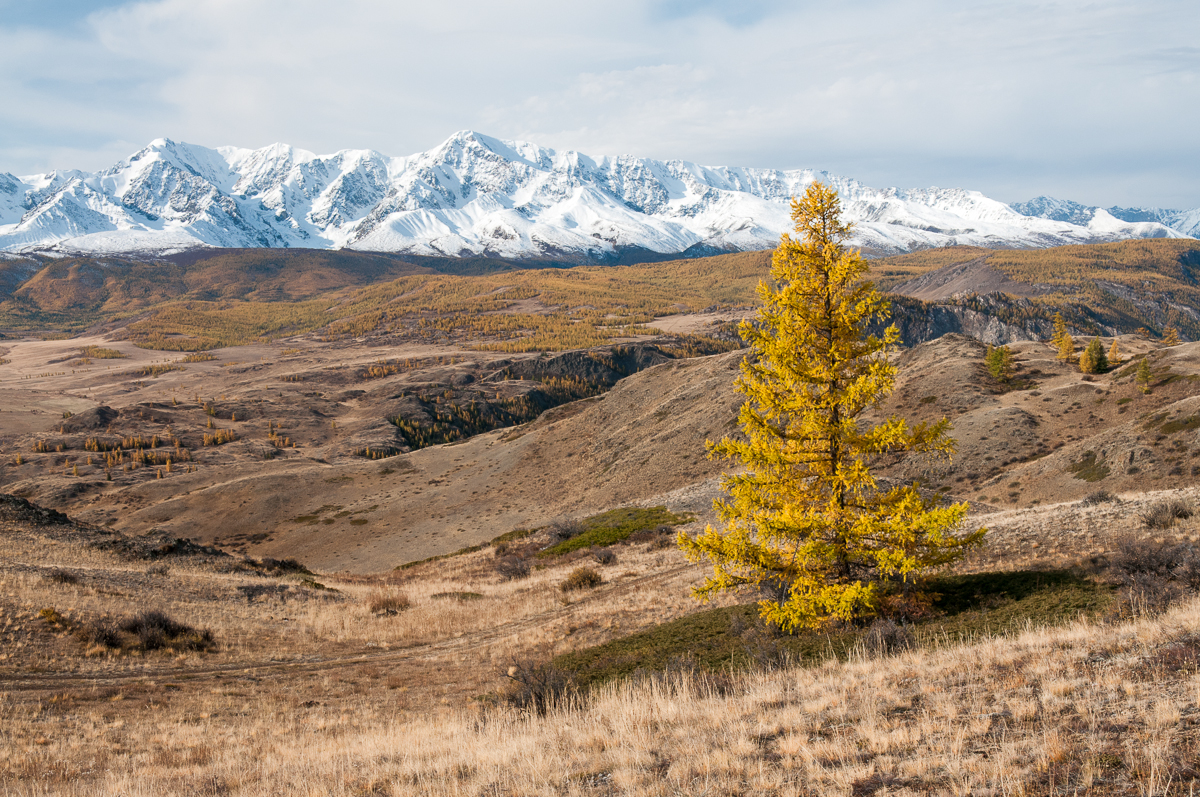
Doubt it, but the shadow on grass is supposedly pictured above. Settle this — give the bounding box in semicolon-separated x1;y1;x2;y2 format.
554;570;1114;691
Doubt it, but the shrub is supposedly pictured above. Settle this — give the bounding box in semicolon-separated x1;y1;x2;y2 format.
1110;535;1188;581
258;557;310;575
561;567;603;592
1081;490;1119;507
860;619;914;658
503;659;576;715
593;548;617;565
547;518;584;541
39;607;67;629
1140;499;1192;529
45;569;79;584
431;591;484;601
367;590;411;615
496;555;530;581
118;611;215;651
79;619;121;649
1108;535;1200;619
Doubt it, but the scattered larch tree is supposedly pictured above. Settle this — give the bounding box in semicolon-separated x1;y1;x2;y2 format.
1050;312;1074;363
1137;357;1154;394
1079;337;1109;374
1107;339;1122;366
1057;334;1076;363
678;182;985;633
1162;325;1182;346
985;344;1015;382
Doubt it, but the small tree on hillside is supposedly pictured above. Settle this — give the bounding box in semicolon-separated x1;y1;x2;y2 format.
985;344;1015;382
1051;313;1068;348
678;182;984;632
1056;324;1076;363
1107;339;1122;366
1079;337;1109;374
1137;357;1154;394
1162;325;1182;347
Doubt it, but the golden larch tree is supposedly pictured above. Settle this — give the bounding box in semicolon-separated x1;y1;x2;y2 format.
1162;325;1182;346
678;182;984;632
1051;313;1067;348
1107;339;1122;366
1052;312;1075;362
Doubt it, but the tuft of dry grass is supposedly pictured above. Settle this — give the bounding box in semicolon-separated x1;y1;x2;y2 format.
1142;499;1194;529
560;566;603;592
367;589;411;615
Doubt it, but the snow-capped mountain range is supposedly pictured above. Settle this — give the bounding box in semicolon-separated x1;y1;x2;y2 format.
1;131;1196;260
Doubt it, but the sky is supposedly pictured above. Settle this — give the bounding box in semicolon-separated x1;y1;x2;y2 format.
1;0;1197;208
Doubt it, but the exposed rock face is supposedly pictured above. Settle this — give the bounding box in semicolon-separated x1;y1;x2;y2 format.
876;301;1038;346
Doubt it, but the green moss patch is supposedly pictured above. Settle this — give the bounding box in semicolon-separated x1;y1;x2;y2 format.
1067;451;1111;482
1161;414;1200;435
539;506;692;557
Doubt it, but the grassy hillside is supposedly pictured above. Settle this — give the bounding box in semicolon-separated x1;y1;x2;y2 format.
6;239;1200;349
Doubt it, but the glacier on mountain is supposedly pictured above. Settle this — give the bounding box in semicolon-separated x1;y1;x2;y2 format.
0;132;1194;259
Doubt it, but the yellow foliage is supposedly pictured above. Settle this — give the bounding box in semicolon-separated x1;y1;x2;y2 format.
678;183;983;632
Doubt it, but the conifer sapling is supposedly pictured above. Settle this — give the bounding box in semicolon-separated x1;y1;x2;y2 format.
1137;357;1153;394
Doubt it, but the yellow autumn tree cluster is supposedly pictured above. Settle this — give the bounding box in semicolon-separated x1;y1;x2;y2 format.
679;182;984;632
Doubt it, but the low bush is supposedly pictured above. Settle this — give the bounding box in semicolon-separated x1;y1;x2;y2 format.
502;659;576;715
593;548;617;565
1140;499;1192;529
860;619;914;658
496;555;530;581
1081;490;1119;507
431;591;484;601
548;519;584;542
560;567;603;592
45;569;79;584
118;610;215;651
367;590;411;615
1108;535;1200;619
258;557;311;575
79;619;121;649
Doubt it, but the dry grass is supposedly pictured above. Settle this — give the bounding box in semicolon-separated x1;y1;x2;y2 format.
8;462;1200;793
5;591;1200;795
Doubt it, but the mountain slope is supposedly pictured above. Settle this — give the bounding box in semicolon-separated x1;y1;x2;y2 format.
1;132;1194;259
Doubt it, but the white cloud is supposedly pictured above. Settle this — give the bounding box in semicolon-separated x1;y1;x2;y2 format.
0;0;1197;207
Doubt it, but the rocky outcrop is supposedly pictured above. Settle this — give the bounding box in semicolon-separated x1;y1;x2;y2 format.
875;298;1038;346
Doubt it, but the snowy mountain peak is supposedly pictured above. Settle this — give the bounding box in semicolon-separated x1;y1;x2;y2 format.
1;135;1196;259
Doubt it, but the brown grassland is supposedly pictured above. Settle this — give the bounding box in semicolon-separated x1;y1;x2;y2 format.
6;242;1200;794
5;487;1200;795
